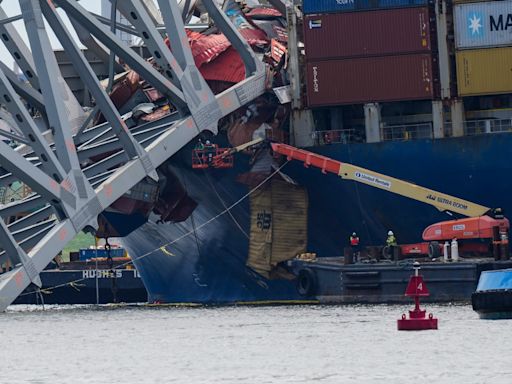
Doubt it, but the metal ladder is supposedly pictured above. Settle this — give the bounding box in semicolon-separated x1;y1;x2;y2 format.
0;0;267;311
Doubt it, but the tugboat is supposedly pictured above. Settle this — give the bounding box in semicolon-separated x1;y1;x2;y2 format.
12;246;148;305
0;180;147;306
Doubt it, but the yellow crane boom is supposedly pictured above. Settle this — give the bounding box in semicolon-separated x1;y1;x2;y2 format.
271;143;492;218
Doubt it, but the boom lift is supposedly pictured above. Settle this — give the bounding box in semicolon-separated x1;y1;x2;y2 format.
271;143;509;259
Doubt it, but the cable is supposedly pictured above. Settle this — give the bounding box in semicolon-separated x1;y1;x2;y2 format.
192;132;250;239
189;213;202;258
36;289;45;310
346;139;374;246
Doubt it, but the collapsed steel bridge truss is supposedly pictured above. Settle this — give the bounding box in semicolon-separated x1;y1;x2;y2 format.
0;0;266;310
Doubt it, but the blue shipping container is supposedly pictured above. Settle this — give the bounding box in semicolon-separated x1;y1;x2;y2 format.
79;248;126;260
302;0;429;14
476;269;512;292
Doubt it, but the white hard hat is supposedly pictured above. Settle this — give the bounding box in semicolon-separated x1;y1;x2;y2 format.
388;230;394;236
352;232;356;236
206;140;211;145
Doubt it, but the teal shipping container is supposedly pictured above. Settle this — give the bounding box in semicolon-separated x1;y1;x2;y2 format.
302;0;429;15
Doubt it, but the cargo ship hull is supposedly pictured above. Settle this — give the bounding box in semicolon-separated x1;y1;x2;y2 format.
120;132;512;304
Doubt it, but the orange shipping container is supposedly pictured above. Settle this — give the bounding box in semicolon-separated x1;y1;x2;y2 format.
456;47;512;97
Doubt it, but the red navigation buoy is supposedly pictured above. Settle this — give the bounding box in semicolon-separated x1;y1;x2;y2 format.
397;262;438;331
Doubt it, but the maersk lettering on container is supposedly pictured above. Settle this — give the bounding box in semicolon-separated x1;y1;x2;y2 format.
455;1;512;49
302;0;429;15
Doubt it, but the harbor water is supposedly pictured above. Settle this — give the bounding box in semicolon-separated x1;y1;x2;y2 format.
1;304;511;383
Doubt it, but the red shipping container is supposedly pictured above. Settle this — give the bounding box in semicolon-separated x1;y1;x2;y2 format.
306;54;437;106
304;7;433;60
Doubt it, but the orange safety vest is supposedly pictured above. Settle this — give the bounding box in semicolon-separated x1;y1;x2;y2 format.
350;236;359;246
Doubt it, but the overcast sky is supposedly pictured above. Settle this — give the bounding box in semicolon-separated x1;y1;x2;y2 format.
0;1;102;68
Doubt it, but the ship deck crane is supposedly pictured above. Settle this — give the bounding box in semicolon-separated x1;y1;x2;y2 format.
271;143;509;259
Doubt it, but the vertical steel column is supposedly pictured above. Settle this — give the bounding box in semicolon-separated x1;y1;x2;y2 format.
20;0;80;175
435;0;452;100
287;4;301;111
432;100;445;139
364;103;382;143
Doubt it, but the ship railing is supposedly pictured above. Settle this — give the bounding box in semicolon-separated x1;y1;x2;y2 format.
381;123;433;141
313;129;361;145
463;119;512;136
444;118;512;137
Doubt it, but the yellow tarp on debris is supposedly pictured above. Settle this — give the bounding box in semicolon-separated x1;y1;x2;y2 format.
247;179;308;278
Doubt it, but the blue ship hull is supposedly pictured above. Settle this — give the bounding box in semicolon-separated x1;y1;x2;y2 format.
121;133;512;303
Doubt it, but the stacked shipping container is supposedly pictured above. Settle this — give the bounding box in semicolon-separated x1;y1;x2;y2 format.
302;0;438;106
306;55;435;105
453;0;512;96
302;0;428;14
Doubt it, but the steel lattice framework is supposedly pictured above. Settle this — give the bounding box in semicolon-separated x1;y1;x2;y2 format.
0;0;266;311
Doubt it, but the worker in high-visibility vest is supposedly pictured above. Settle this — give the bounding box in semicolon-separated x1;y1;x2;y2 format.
204;140;216;164
350;232;360;262
386;230;397;259
195;139;204;150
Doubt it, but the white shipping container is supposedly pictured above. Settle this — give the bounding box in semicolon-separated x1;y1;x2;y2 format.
454;1;512;49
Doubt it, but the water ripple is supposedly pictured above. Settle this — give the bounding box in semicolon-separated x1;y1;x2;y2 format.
0;304;510;383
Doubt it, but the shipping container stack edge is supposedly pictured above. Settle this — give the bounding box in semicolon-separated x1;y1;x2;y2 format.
302;0;439;106
453;0;512;96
